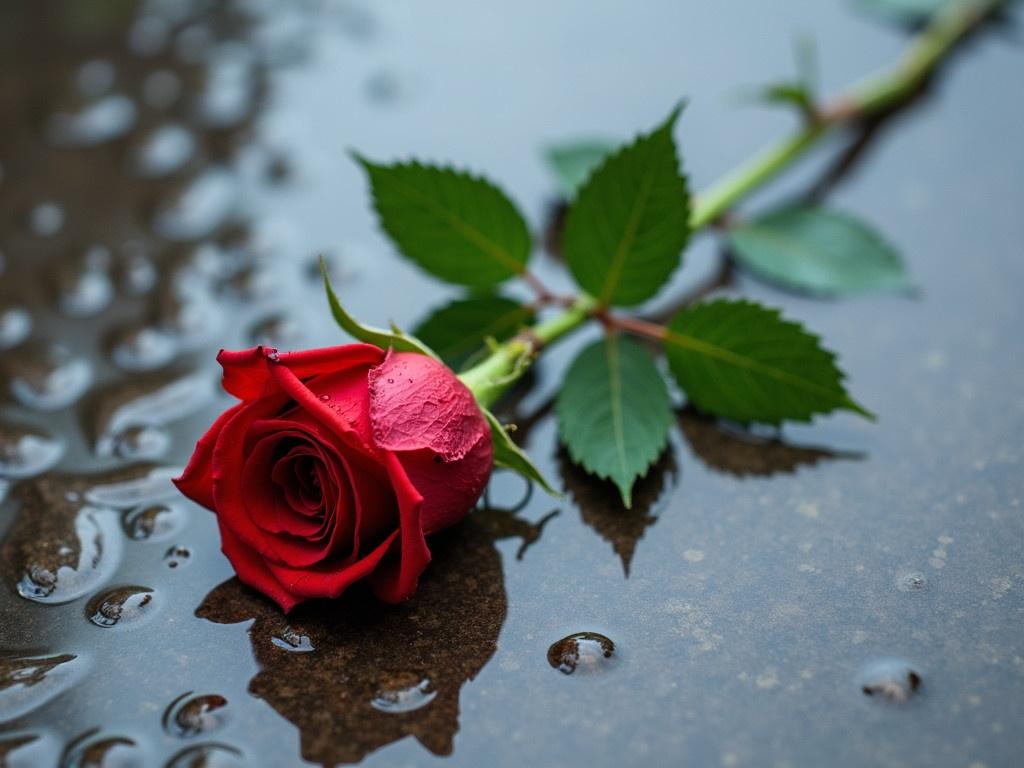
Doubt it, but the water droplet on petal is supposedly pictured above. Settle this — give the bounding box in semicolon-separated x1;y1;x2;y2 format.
369;673;437;713
858;658;922;702
547;632;616;675
163;692;229;737
86;585;156;628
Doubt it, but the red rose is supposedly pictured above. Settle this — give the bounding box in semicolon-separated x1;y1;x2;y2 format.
174;344;493;612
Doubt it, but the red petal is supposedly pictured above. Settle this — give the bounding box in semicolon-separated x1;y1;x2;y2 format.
266;358;377;457
173;402;246;511
218;344;383;402
218;519;300;613
368;351;489;462
368;451;432;603
398;430;493;535
266;529;399;600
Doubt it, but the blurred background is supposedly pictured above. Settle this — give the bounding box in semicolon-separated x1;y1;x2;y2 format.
0;1;1022;767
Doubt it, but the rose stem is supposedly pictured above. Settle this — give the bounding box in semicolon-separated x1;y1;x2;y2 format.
459;0;1004;408
690;0;1003;229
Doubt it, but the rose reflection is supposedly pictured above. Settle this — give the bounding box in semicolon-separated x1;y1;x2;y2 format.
197;508;544;766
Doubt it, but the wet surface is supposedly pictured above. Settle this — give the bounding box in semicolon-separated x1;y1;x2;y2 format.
1;1;1022;766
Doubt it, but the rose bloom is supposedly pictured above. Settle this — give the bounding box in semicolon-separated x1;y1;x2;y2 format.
174;344;493;612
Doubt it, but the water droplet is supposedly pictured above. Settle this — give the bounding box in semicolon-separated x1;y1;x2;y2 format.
142;69;183;110
94;371;213;458
153;168;240;241
128;16;171;57
86;467;181;509
86;585;155;628
858;658;922;702
75;59;116;98
369;673;437;713
108;325;178;371
547;632;616;675
47;94;137;148
53;246;114;318
193;42;256;128
164;743;244;768
0;423;64;479
164;546;191;569
896;571;927;592
163;692;229;737
131;124;195;179
5;341;92;411
122;502;188;541
116;425;172;461
0;653;86;723
16;507;123;604
60;728;141;768
270;626;314;653
0;731;60;766
28;202;64;237
0;305;32;350
118;244;159;295
175;24;215;63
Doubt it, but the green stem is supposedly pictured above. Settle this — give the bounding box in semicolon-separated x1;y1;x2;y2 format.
691;0;1002;228
459;295;597;409
462;0;1002;411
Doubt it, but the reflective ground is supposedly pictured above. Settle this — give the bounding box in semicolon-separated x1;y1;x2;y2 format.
1;1;1022;766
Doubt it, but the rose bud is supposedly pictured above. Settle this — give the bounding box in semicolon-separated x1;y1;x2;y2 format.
174;344;493;612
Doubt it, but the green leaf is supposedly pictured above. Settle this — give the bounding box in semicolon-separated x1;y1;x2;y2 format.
413;294;535;370
856;0;951;22
728;207;911;296
354;154;531;287
562;104;691;307
320;258;436;357
664;299;873;425
485;410;559;496
556;335;673;507
543;140;615;198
